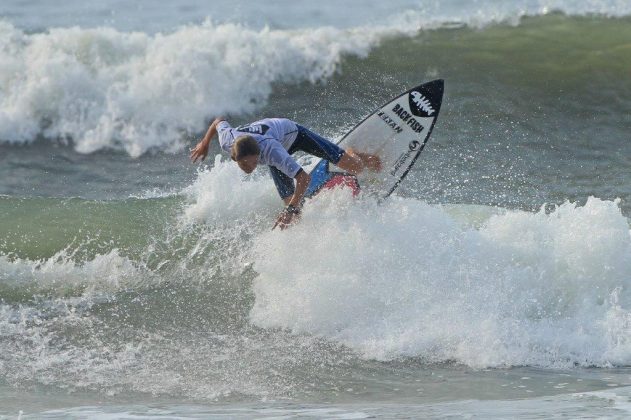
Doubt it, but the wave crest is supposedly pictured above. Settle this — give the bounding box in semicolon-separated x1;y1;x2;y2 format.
0;20;382;156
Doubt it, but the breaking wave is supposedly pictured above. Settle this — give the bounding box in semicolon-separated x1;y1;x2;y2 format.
2;159;631;400
0;0;630;156
250;192;631;368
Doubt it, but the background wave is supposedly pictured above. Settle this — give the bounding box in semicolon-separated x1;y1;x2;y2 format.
0;2;630;156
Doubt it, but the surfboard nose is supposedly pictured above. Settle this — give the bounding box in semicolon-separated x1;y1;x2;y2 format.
426;79;444;113
424;79;444;94
408;79;444;117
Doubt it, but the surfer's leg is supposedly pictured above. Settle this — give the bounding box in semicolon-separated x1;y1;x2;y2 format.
290;125;344;162
269;166;294;205
291;125;380;175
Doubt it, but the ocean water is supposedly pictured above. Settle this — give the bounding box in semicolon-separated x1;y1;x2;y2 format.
2;0;631;418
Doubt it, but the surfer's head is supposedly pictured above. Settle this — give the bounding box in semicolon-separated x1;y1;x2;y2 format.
231;135;260;174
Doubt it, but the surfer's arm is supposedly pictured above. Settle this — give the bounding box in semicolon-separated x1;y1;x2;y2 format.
190;117;225;163
288;169;311;207
274;169;310;230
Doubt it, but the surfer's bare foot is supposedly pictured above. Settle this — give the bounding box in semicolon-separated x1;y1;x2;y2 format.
347;148;382;172
363;154;382;172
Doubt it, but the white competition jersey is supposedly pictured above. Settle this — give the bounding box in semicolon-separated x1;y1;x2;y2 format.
216;118;301;177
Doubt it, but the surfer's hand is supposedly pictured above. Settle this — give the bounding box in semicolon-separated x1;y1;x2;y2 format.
272;205;300;230
190;139;209;163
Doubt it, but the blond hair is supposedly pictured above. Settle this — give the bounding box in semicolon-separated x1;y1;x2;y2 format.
231;135;260;161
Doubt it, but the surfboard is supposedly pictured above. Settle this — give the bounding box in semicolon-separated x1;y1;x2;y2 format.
304;79;444;199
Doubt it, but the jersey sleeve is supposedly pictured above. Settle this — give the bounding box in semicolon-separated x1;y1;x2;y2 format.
216;121;234;153
266;141;302;178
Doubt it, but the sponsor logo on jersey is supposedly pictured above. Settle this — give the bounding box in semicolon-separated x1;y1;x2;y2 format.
377;111;403;134
408;91;436;118
391;104;424;133
236;124;270;135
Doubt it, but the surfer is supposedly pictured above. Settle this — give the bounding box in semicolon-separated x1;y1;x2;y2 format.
190;117;381;229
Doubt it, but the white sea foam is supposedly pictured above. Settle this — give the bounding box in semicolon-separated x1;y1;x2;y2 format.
4;158;631;370
3;164;631;402
250;193;631;368
182;155;279;225
0;249;142;294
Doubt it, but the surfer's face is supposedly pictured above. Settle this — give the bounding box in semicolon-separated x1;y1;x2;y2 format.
236;154;258;174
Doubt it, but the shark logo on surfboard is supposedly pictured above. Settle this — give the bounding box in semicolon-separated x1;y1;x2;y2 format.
410;91;436;116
